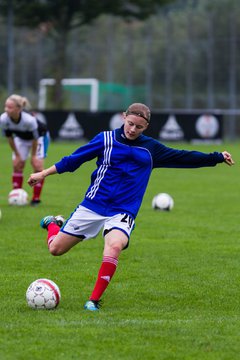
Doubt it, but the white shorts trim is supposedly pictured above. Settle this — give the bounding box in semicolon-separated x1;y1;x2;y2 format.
61;205;135;241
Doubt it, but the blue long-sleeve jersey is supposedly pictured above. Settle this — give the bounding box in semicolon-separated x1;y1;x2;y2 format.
55;127;224;219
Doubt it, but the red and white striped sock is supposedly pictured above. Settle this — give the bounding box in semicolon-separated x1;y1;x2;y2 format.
90;256;118;301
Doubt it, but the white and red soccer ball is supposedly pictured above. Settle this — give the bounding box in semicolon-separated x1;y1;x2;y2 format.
8;188;28;206
26;279;61;310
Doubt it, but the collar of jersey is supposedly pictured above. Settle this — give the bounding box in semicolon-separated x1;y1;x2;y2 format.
115;126;144;145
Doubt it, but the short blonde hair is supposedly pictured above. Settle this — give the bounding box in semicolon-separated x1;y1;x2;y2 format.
7;94;31;110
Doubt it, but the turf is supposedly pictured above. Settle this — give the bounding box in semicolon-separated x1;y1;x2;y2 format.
0;138;239;360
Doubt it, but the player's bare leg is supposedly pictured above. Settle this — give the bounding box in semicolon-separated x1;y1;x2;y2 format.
48;232;83;256
103;229;128;258
40;215;84;255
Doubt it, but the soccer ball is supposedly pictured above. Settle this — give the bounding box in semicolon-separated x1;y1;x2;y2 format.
8;189;28;206
26;279;61;310
152;193;174;211
0;209;2;220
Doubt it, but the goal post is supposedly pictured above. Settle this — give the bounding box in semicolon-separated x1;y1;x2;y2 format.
38;78;99;111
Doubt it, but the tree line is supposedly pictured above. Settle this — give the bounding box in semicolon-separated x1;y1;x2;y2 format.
0;0;239;111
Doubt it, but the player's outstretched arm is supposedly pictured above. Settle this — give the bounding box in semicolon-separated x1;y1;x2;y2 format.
28;165;57;187
222;151;235;166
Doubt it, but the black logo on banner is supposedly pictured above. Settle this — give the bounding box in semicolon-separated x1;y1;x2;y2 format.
159;115;184;141
58;113;84;140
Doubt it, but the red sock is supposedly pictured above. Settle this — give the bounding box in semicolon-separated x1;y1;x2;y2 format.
12;172;23;189
90;256;118;301
47;223;60;249
32;179;45;201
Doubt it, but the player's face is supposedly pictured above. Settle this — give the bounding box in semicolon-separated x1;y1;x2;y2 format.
123;114;149;140
5;99;21;120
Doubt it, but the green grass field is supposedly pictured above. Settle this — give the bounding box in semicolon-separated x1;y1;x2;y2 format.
0;138;239;360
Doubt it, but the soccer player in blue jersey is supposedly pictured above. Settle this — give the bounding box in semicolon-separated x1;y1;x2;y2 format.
0;94;49;206
28;103;234;311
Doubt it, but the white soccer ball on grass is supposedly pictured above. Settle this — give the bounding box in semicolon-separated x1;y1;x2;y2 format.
26;279;61;310
152;193;174;211
8;189;28;206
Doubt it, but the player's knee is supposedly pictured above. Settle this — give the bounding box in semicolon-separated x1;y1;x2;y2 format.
48;243;64;256
112;243;122;254
14;164;24;172
104;242;123;258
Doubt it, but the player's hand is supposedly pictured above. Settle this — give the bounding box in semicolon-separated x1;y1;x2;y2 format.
27;172;44;187
222;151;235;166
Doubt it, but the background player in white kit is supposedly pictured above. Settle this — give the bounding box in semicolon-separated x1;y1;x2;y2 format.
0;94;49;206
